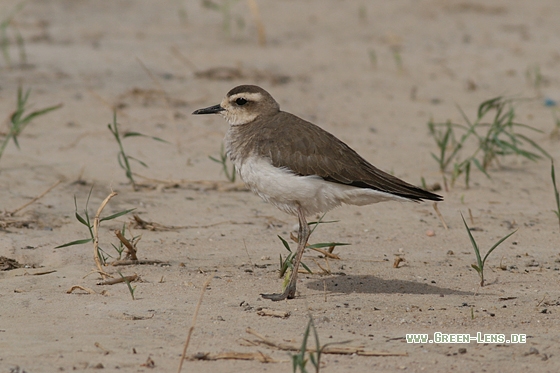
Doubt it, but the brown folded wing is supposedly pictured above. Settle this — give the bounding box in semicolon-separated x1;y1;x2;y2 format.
246;111;442;202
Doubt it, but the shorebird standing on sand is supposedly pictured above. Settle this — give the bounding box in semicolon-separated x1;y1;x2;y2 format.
193;85;443;301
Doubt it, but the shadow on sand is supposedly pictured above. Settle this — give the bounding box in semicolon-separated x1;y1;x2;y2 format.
306;274;474;296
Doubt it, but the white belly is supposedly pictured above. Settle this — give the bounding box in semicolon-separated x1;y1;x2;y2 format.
235;156;407;217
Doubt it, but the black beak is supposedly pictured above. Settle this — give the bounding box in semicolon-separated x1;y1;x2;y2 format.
192;104;224;115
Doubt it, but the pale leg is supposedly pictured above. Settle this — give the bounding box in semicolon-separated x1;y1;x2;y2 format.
261;206;310;301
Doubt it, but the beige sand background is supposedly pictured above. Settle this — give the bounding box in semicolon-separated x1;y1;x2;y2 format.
1;0;559;372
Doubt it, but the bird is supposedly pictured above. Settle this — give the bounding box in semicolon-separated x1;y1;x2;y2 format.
192;85;442;301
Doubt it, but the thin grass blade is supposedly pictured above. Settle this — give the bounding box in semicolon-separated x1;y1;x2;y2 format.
307;242;350;249
55;238;93;249
19;104;62;126
100;208;136;222
482;229;517;264
277;235;292;252
461;213;482;268
300;262;313;274
127;155;149;168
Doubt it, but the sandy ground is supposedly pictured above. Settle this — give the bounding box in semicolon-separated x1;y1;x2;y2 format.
1;0;560;372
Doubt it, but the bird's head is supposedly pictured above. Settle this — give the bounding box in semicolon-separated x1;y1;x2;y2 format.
192;85;280;126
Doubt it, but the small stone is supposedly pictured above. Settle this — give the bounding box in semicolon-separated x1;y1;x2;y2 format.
458;348;467;354
426;229;436;237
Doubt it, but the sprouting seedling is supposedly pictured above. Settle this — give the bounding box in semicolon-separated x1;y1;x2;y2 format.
291;315;348;373
0;86;62;163
427;119;464;190
0;1;27;67
420;176;428;191
525;64;543;91
55;187;135;265
551;160;560;232
391;46;403;71
111;223;140;260
118;271;136;300
107;111;168;190
292;315;321;373
111;223;126;259
209;143;236;182
461;213;517;287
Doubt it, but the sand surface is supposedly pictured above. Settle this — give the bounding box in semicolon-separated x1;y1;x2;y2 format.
1;1;559;372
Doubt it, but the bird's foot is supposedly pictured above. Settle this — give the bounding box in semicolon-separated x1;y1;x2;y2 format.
261;284;296;301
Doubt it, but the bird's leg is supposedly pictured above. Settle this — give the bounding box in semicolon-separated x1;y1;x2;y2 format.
261;206;310;301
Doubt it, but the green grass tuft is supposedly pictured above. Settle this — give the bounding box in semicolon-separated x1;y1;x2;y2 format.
428;97;550;189
55;187;135;265
107;111;168;190
461;213;516;287
0;87;61;164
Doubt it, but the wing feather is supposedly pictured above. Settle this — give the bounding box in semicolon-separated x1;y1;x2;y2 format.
246;111;442;202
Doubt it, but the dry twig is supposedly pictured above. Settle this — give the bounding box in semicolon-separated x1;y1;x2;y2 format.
177;277;212;373
115;229;138;260
7;180;61;216
246;0;266;46
245;328;407;356
433;202;448;230
189;351;275;363
67;285;97;294
256;308;290;318
93;191;117;279
110;259;167;266
97;274;138;285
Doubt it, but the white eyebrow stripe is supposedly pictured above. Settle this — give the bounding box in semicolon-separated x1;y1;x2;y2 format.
229;92;263;102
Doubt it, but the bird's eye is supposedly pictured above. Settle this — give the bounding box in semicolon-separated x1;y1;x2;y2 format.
236;98;248;106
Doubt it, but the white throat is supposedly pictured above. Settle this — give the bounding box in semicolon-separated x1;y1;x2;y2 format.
220;110;258;126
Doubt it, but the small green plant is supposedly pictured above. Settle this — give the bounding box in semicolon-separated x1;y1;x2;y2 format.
278;214;349;282
0;1;27;68
292;315;322;373
0;87;61;163
427;119;466;189
118;271;136;300
55;187;135;265
526;64;543;92
209;144;236;182
391;46;403;71
551;160;560;232
278;234;312;279
107;111;168;190
291;315;348;373
112;223;141;260
428;97;551;189
461;213;517;287
112;223;127;259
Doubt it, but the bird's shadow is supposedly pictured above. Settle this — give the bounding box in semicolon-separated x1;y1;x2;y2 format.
306;275;474;296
